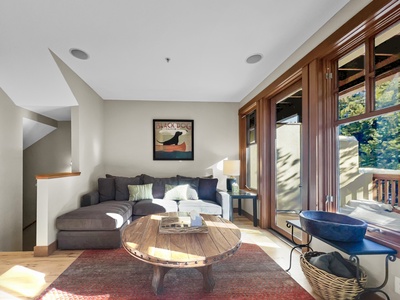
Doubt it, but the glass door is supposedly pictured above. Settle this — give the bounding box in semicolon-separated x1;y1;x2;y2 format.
271;81;304;240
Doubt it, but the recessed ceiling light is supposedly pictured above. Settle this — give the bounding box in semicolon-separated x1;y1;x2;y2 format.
246;54;263;64
69;48;89;60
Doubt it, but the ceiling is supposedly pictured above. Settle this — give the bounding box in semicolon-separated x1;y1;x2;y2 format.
0;0;354;121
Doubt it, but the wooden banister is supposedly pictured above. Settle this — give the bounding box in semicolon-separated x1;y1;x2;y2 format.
36;172;81;180
373;174;399;207
23;220;36;231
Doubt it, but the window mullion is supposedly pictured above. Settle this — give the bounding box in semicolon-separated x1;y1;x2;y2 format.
365;37;375;114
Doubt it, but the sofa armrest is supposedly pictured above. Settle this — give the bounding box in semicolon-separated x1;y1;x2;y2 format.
216;190;231;220
81;191;100;207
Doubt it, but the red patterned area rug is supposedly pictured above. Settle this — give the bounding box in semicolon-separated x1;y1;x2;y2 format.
37;243;313;300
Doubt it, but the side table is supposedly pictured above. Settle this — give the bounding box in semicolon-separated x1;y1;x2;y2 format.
228;190;258;227
285;220;313;272
287;219;397;300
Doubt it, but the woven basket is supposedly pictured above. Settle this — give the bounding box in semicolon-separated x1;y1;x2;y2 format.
300;251;367;300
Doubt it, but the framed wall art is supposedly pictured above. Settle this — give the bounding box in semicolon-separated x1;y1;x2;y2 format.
153;119;194;160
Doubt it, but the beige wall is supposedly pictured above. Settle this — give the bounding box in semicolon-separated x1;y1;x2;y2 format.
103;100;239;184
23;122;71;224
0;89;23;251
23;121;71;250
35;54;105;247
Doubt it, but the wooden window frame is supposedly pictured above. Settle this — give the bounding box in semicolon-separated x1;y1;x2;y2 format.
238;1;400;253
324;10;400;254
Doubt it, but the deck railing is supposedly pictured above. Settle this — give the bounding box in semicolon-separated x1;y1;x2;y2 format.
373;174;399;207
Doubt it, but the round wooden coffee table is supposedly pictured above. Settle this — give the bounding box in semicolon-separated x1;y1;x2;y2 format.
122;213;241;294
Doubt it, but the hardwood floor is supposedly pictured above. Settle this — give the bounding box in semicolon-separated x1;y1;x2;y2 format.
0;214;318;299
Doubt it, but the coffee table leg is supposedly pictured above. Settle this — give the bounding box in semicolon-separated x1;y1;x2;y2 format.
196;265;215;292
152;265;171;295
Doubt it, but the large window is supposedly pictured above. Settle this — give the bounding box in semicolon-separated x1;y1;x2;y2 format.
338;45;366;120
336;21;400;237
246;111;258;190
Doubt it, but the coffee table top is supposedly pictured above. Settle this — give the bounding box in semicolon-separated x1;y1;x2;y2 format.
122;213;242;268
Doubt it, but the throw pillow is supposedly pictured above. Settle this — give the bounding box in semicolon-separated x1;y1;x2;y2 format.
98;178;115;202
143;175;178;199
128;184;153;201
198;178;218;201
115;176;142;200
164;184;189;201
187;186;199;200
177;175;200;194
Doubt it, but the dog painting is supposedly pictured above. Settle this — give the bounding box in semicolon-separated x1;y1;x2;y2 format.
153;119;194;160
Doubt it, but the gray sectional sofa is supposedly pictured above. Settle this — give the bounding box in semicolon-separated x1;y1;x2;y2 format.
56;174;230;249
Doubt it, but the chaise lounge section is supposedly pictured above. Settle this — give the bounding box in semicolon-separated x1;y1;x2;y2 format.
56;174;230;249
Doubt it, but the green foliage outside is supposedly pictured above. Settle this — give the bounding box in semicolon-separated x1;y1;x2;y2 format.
339;77;400;170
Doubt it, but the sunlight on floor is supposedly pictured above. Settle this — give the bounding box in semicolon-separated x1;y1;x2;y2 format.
0;265;46;298
40;288;111;299
0;290;20;300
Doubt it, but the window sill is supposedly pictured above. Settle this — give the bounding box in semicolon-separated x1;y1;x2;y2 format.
365;228;400;259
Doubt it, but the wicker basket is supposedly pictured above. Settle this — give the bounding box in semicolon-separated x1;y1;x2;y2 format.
300;251;367;300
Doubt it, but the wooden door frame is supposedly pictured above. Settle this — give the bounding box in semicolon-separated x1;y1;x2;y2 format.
270;79;307;241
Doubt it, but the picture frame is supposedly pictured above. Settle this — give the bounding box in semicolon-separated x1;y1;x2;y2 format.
153;119;194;160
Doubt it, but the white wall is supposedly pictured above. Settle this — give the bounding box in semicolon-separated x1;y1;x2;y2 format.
35;54;105;247
0;89;23;251
103;100;239;185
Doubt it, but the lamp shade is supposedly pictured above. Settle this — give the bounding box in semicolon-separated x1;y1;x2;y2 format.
223;160;240;176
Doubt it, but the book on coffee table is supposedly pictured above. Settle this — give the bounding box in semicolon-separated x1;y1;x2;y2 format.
159;213;208;234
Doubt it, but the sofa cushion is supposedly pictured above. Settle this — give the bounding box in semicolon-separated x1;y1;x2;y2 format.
177;175;200;192
98;178;116;202
177;175;199;199
164;184;189;200
178;200;222;215
133;199;178;216
115;176;142;200
142;174;178;199
198;178;218;201
56;201;133;231
128;183;153;201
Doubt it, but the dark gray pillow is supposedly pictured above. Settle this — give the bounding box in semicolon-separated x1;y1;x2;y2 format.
143;174;178;199
177;175;200;193
115;176;142;200
198;178;218;201
98;178;115;202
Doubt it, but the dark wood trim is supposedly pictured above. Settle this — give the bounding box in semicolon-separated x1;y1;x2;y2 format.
301;65;312;245
36;172;81;180
366;233;400;259
238;1;400;237
322;59;336;212
334;103;400;126
257;100;269;229
238;111;247;190
34;240;57;257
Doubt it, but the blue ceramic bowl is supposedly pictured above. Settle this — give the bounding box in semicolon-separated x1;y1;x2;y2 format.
299;211;367;242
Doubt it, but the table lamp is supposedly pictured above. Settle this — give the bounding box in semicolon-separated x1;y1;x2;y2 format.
223;160;240;192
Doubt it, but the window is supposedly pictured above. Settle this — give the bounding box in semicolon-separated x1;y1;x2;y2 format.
246;111;258;190
337;112;400;232
335;21;400;238
338;45;366;120
374;24;400;110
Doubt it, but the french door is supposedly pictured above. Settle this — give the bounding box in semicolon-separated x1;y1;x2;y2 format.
271;80;307;240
